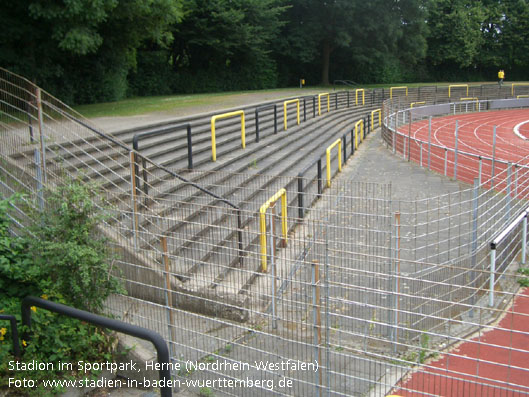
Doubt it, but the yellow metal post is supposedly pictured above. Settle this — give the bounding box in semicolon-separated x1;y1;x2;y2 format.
355;88;365;105
355;119;364;148
371;109;381;129
283;99;300;130
512;83;529;96
460;97;479;110
260;188;288;272
390;86;408;99
318;93;330;116
211;110;245;161
448;84;469;98
326;139;342;188
410;101;425;108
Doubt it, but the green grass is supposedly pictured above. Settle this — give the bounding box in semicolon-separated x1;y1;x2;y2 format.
73;87;316;119
73;81;503;119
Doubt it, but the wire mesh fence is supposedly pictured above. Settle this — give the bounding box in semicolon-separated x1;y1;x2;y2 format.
2;67;529;396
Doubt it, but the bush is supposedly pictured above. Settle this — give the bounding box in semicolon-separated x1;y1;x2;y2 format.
0;177;124;395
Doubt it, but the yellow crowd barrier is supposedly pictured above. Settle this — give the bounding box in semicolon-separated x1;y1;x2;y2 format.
512;83;529;96
390;86;408;99
410;101;425;108
448;84;469;98
371;109;381;129
326;139;342;188
355;88;365;105
211;110;245;161
318;93;330;116
354;119;364;149
283;99;300;130
259;188;288;272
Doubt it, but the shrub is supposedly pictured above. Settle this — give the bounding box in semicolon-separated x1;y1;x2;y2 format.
0;177;124;395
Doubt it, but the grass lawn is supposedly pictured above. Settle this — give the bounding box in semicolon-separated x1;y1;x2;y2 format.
74;81;501;119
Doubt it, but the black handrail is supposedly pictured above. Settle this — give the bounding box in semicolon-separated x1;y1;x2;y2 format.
255;104;277;143
0;314;21;358
132;123;193;170
296;114;372;219
21;296;173;396
50;103;244;267
132;123;192;198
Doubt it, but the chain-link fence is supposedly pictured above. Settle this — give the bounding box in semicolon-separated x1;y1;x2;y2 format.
2;68;529;395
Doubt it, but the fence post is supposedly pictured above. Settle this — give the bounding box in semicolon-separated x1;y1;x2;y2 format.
255;108;261;143
454;121;459;179
312;261;323;396
489;244;496;307
36;88;47;184
444;148;448;176
393;212;401;350
129;151;139;249
317;159;322;195
507;163;512;220
187;124;193;169
523;215;527;265
428;117;432;171
27;102;35;143
297;175;304;220
34;149;45;211
268;207;278;329
161;236;176;358
479;156;483;186
491;126;497;188
407;110;412;161
470;178;479;317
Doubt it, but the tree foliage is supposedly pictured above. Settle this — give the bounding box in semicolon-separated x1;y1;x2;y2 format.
1;0;529;103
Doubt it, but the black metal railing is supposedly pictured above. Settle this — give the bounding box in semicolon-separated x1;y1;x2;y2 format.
296;115;371;219
255;104;277;143
132;123;193;170
21;296;173;396
0;314;21;358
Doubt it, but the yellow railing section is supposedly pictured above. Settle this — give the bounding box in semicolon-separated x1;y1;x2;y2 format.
354;119;364;149
326;139;342;188
318;93;330;116
517;95;529;99
390;86;408;99
371;109;381;128
259;188;288;272
460;97;479;110
512;83;529;96
355;88;365;105
283;98;300;130
410;101;425;108
448;84;469;98
211;110;245;161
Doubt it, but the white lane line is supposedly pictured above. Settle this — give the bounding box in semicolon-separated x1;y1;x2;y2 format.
514;120;529;140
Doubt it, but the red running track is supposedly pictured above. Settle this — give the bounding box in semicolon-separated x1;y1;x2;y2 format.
395;109;529;197
391;288;529;396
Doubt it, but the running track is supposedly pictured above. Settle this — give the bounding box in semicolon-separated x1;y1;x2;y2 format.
391;288;529;396
395;109;529;196
391;109;529;396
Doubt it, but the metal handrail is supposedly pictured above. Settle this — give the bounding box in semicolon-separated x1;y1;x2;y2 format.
0;314;21;358
21;296;173;396
47;105;244;265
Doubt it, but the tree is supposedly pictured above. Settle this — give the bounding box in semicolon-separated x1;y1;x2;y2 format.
426;0;485;72
284;0;357;85
0;0;183;103
166;0;288;92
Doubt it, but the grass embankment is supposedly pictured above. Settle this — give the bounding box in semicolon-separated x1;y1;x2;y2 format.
75;82;501;119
